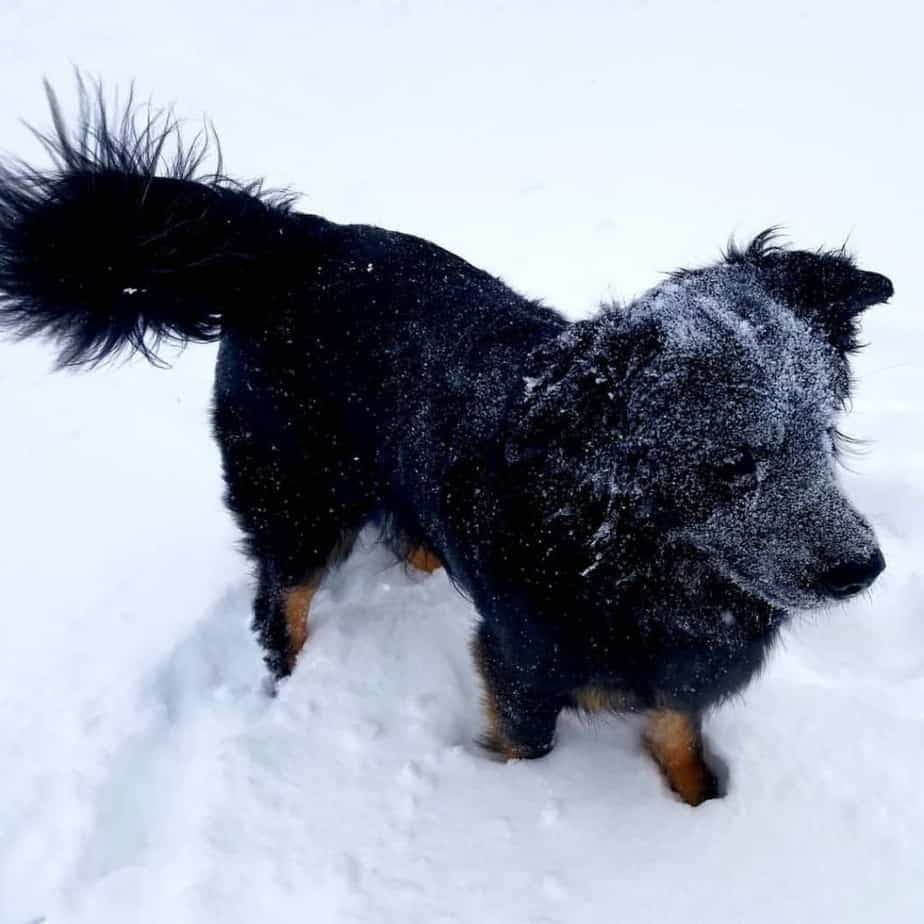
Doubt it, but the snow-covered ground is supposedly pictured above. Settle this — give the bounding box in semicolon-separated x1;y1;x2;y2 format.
2;1;923;921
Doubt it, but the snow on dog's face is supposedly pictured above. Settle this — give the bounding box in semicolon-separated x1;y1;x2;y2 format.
624;260;888;609
511;234;892;610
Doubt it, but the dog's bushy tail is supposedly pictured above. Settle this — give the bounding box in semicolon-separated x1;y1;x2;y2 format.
0;79;297;367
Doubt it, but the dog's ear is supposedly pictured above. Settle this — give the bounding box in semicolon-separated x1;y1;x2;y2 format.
729;231;893;353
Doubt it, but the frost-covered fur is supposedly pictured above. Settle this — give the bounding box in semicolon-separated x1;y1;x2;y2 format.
514;250;886;612
495;237;890;736
0;86;893;787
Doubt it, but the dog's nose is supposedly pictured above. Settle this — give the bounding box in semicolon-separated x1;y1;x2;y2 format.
819;549;885;599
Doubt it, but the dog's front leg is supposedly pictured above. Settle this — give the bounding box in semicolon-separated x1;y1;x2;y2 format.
643;709;721;806
471;624;562;760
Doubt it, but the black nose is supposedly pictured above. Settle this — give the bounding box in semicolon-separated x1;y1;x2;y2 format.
819;549;885;599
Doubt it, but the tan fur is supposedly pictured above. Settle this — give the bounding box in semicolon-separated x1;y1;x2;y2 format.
283;580;319;671
406;546;442;573
644;709;717;807
573;686;629;714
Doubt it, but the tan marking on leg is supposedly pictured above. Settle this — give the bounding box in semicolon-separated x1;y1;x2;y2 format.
406;546;442;574
644;709;718;807
283;579;320;672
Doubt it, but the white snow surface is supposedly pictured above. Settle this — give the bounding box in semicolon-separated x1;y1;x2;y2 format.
2;2;924;921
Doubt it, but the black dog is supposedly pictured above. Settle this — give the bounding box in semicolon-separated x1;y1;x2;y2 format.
0;86;892;804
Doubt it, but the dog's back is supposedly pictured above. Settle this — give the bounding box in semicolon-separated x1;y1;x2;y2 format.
213;213;566;597
0;83;571;674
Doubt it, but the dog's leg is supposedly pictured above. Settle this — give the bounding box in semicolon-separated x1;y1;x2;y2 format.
252;565;321;679
251;526;359;680
280;577;321;672
472;624;561;760
643;709;720;806
406;546;442;573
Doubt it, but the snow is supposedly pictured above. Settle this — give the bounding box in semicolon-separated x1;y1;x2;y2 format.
1;1;924;921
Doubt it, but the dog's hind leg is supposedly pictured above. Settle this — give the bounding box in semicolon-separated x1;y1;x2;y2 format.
280;581;317;668
251;524;361;680
643;709;720;806
253;567;322;678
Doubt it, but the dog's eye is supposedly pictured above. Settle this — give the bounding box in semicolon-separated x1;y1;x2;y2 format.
714;448;757;483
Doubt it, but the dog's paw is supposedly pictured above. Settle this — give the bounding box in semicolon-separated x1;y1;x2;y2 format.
643;710;725;807
670;761;722;807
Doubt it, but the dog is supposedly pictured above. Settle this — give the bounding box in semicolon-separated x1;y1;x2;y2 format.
0;84;892;805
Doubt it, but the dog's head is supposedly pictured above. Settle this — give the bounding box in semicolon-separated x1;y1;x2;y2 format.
509;232;892;610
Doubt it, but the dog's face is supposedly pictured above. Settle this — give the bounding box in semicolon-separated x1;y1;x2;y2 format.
510;234;892;610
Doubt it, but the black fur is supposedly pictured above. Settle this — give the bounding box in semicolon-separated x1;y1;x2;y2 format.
0;85;892;773
0;78;295;367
